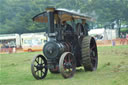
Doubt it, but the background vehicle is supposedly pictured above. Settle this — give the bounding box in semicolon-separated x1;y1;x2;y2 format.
88;28;117;40
31;7;98;79
0;34;20;53
0;34;20;48
21;33;46;52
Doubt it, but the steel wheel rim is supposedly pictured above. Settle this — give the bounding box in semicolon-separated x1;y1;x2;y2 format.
90;39;98;70
59;52;76;78
31;55;48;79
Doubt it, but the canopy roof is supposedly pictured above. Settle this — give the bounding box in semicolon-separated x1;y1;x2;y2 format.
33;8;94;23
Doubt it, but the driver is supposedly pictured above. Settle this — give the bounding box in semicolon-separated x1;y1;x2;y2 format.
82;19;89;36
61;21;74;32
61;21;74;42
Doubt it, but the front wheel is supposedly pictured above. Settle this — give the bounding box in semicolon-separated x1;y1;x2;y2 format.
59;52;76;78
31;54;48;80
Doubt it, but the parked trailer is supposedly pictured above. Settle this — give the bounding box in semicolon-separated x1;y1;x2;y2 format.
0;34;20;53
0;34;20;47
21;33;46;52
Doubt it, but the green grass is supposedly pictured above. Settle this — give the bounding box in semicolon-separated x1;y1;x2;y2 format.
0;45;128;85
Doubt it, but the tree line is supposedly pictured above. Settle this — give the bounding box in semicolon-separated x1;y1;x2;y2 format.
0;0;128;34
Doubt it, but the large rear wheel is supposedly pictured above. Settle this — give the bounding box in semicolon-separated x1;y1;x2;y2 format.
76;23;85;46
59;52;76;78
82;36;98;71
31;54;48;80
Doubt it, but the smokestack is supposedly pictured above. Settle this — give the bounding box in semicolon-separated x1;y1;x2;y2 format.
46;7;55;34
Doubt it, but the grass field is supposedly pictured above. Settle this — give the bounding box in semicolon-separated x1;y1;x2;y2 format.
0;45;128;85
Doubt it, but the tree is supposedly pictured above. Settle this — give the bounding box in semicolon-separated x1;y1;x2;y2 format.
0;0;128;35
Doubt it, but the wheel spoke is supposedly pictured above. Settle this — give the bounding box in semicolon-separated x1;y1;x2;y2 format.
42;70;45;74
41;70;43;76
64;58;67;63
41;58;43;64
40;70;44;76
35;69;38;73
69;68;71;72
42;63;45;66
68;55;71;62
37;70;39;76
38;57;40;64
34;65;37;67
35;59;39;64
42;65;46;68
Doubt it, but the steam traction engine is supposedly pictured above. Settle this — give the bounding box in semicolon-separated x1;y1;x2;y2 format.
31;7;98;79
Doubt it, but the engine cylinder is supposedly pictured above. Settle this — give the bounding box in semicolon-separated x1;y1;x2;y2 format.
43;42;68;59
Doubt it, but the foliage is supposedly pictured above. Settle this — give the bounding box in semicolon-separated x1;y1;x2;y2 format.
0;0;128;34
121;28;128;33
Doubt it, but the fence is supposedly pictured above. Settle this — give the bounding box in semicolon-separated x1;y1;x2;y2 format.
96;38;128;46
